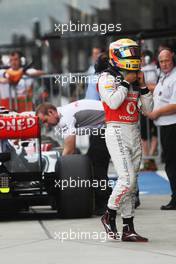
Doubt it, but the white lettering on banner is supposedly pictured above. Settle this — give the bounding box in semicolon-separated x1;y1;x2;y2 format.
0;120;6;129
26;118;36;129
0;117;36;131
7;119;16;131
17;119;25;130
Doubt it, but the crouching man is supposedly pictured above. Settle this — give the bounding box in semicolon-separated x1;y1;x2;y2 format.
36;99;111;215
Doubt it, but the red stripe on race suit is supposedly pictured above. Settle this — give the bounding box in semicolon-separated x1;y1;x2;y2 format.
114;187;130;206
97;83;139;123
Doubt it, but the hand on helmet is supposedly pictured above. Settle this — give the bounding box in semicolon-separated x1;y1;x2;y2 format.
124;72;137;83
137;71;146;87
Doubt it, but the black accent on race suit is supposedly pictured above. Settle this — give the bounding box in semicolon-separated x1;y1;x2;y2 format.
103;64;123;79
103;65;141;92
120;81;130;90
131;80;140;92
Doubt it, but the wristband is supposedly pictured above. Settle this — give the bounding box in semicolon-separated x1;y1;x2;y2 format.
140;87;150;95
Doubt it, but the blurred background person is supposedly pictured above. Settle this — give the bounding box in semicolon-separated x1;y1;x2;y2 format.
140;50;158;171
0;51;44;112
85;47;102;100
147;48;176;210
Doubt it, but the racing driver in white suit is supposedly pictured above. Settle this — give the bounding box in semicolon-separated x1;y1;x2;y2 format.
99;39;153;242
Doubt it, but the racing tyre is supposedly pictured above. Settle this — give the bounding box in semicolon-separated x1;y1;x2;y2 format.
55;154;93;219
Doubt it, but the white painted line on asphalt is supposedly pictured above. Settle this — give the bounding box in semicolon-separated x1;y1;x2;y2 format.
156;170;168;181
139;191;149;195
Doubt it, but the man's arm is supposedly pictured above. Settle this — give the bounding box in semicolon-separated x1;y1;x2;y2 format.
0;70;8;84
147;104;176;120
62;135;76;156
147;83;156;92
98;73;137;110
0;77;8;84
26;69;44;78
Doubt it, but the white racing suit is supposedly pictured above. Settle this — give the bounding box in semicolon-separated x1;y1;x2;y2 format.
98;69;153;218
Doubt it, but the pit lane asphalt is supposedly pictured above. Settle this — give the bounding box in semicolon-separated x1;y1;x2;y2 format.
0;195;176;264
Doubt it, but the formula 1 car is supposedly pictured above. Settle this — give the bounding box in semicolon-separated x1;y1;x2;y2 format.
0;110;93;218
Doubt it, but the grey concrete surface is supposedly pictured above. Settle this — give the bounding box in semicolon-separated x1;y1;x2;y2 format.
0;195;176;264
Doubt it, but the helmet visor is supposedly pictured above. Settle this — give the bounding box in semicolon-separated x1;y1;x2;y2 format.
114;46;140;59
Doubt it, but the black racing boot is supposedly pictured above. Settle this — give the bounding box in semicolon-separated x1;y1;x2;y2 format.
101;208;120;240
160;197;176;210
122;217;148;242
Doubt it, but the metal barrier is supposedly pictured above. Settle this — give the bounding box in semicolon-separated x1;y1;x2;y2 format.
0;73;91;112
33;73;92;107
0;73;162;162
